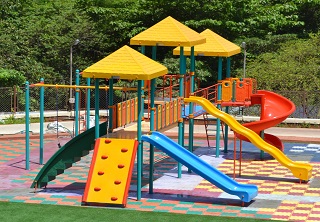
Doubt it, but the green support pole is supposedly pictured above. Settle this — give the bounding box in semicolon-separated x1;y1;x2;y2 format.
149;78;156;193
25;81;30;170
108;78;114;132
86;78;91;130
216;58;223;157
137;80;143;200
39;78;44;164
75;70;80;136
178;46;185;178
188;46;195;173
224;57;231;153
94;79;100;139
149;46;157;194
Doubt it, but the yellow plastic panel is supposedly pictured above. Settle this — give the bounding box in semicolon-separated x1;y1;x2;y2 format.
221;81;232;102
173;29;240;57
82;45;168;80
83;138;138;206
130;16;205;47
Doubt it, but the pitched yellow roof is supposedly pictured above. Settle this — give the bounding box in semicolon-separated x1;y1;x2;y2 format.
130;16;206;47
173;29;240;57
82;45;168;80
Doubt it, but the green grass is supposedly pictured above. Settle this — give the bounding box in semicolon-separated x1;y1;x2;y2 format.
0;201;273;222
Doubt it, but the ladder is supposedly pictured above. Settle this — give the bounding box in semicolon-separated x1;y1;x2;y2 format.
203;113;224;147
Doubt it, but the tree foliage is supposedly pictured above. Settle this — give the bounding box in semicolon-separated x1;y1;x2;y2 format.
0;68;26;87
0;0;320;91
241;33;320;92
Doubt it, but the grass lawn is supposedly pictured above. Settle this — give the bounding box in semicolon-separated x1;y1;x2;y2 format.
0;201;278;222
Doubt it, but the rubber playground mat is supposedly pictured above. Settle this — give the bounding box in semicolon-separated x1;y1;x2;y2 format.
0;137;320;222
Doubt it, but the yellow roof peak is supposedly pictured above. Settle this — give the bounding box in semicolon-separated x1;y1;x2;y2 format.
130;16;205;47
173;29;240;57
82;45;168;80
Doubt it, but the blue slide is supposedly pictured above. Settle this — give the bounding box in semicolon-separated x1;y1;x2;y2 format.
141;132;258;203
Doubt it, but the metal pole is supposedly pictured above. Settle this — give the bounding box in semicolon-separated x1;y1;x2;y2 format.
241;42;246;78
39;78;44;164
25;81;30;170
69;39;80;103
75;70;80;136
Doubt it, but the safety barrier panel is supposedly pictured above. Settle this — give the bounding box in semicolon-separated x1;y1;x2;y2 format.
115;98;180;131
221;78;256;103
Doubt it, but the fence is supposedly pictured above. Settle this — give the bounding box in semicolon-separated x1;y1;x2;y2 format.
0;86;319;120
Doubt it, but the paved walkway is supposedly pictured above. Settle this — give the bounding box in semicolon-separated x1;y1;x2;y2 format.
0;122;320;221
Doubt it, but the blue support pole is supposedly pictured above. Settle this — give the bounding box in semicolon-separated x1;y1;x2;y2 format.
75;70;80;136
216;57;223;157
137;80;143;200
25;81;30;170
39;78;44;164
224;58;231;153
94;79;100;139
86;78;91;130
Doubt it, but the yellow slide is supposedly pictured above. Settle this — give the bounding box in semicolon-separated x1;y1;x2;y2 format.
184;96;312;181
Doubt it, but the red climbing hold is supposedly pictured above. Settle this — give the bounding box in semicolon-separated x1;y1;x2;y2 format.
121;148;128;152
111;197;118;201
94;187;101;191
118;164;125;169
114;180;121;185
101;155;108;159
105;139;112;144
98;171;104;175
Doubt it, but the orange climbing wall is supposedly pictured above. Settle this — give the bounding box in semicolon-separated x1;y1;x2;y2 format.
82;138;138;207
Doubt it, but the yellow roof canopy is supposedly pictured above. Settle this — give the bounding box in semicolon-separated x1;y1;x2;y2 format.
173;29;241;57
130;16;206;47
82;45;168;80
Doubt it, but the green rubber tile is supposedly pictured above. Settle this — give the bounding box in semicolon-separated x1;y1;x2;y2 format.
41;201;58;205
221;212;238;217
192;205;209;209
140;205;156;209
207;208;223;213
127;201;143;205
240;209;260;214
30;197;47;200
159;203;176;207
0;195;14;199
254;214;272;219
187;210;203;215
172;207;190;211
146;199;162;203
10;199;27;203
11;180;28;183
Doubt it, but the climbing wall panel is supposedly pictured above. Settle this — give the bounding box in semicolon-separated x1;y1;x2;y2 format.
82;138;138;207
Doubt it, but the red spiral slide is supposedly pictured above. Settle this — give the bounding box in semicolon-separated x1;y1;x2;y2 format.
235;90;295;151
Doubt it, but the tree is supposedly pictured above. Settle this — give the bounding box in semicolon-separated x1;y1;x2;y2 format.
0;68;26;87
239;33;320;92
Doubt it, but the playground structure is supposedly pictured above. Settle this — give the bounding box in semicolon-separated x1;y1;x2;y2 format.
28;16;312;207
